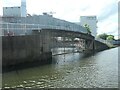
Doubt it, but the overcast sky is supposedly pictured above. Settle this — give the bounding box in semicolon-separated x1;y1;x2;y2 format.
0;0;119;39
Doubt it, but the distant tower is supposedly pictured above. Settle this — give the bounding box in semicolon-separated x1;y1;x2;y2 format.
21;0;27;17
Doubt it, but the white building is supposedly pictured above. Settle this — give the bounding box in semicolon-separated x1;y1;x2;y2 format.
21;0;27;17
3;7;21;17
1;0;88;36
80;16;97;37
3;0;26;17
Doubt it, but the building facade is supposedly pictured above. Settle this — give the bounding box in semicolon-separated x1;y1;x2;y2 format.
3;7;21;17
3;0;26;17
80;16;97;37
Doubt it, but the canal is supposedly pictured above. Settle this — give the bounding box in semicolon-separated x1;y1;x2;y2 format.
2;47;119;88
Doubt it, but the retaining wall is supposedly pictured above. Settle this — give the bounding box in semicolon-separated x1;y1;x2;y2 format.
2;35;52;69
2;35;109;70
94;40;109;52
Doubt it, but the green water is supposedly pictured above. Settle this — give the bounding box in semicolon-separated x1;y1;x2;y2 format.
2;47;118;88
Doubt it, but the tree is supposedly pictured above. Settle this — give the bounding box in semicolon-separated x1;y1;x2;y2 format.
84;24;91;34
97;33;108;40
97;33;115;40
106;35;115;40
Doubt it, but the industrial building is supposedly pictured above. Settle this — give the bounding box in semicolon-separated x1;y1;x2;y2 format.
1;0;90;36
3;0;26;17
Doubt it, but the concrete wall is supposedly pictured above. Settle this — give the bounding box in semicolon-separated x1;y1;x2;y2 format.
2;34;109;70
83;40;109;54
2;35;52;68
94;40;109;52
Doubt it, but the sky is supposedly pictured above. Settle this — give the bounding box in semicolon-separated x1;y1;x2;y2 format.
0;0;119;39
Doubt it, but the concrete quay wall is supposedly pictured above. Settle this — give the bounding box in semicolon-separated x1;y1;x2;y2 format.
94;40;109;52
2;35;52;68
2;35;109;70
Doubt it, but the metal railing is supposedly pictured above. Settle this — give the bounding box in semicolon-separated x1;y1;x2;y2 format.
0;23;87;36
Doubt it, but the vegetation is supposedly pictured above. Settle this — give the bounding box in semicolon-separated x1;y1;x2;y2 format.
106;35;115;40
97;33;108;40
84;24;91;34
97;33;115;40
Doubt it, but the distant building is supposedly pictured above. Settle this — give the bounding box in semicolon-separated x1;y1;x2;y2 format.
80;16;97;37
3;0;26;17
3;7;21;17
1;0;89;36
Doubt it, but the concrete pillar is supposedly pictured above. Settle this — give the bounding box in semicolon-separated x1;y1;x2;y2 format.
0;36;2;89
84;39;87;50
2;34;52;69
42;30;51;52
70;34;75;52
85;39;95;52
63;33;66;53
92;40;95;51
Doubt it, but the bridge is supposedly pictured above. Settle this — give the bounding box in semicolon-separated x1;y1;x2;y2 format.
1;22;95;53
0;16;109;69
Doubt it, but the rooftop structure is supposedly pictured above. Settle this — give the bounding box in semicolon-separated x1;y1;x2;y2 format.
3;0;26;17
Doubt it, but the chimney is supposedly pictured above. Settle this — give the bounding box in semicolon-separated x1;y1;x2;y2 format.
21;0;27;17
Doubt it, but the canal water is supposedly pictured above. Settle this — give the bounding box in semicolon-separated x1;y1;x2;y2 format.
2;47;119;88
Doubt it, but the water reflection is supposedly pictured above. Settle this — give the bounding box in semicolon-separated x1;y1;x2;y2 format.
2;47;118;88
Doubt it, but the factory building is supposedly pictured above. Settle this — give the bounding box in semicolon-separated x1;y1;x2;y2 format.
3;0;26;17
3;7;21;17
1;0;91;36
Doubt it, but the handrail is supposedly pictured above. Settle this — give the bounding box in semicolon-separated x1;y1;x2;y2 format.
0;23;87;36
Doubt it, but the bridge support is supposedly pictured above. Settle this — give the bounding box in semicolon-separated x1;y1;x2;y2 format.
2;28;109;70
2;34;52;70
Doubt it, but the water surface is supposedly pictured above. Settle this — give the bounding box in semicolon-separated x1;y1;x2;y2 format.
2;47;118;88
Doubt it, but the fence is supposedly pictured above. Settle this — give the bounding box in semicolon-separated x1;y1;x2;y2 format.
0;23;87;36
